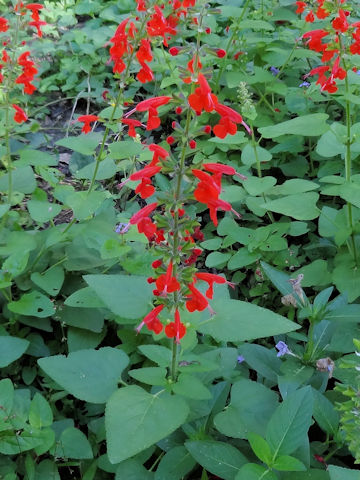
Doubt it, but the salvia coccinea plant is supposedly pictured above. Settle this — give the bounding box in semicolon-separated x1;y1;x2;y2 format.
72;0;250;379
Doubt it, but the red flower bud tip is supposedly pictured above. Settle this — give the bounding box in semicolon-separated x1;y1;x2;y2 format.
166;135;175;145
189;140;196;149
152;259;162;268
171;121;177;129
234;51;244;60
169;47;180;56
314;455;325;464
203;125;211;134
21;41;26;45
12;104;28;124
147;277;156;284
205;27;211;34
124;101;129;106
216;49;226;58
135;16;139;20
274;108;280;112
178;208;185;216
2;41;7;46
225;26;229;33
102;90;109;101
175;106;182;114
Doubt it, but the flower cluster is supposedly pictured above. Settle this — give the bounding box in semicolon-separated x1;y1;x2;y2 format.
297;1;360;93
0;2;46;124
75;1;249;344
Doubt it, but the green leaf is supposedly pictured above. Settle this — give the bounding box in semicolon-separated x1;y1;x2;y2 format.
205;252;232;268
173;374;212;400
243;176;276;195
185;440;247;480
66;191;107;220
0;166;36;194
8;291;55;318
155;446;196;480
35;460;60;480
38;347;129;403
328;465;360;480
64;287;106;309
238;19;274;30
241;144;272;166
271;179;319;195
261;193;320;221
0;337;29;367
84;274;153;319
138;345;172;367
29;393;53;429
2;251;29;277
196;298;299;342
115;459;154;480
27;188;62;223
18;149;57;167
0;379;14;417
295;260;330;287
57;427;93;459
333;260;360;302
56;132;102;155
106;386;189;463
266;386;313;456
248;433;273;465
261;261;306;306
273;455;306;471
258;114;329;138
128;367;167;386
235;464;277;480
107;140;143;159
74;157;117;181
214;379;278;438
312;389;339;435
240;344;281;382
31;267;65;296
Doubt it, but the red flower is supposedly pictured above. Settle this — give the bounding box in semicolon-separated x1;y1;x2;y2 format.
137;61;154;83
195;272;235;299
165;309;186;343
155;261;180;296
188;73;218;114
295;1;306;14
136;304;164;334
203;162;246;180
130;202;158;225
135;178;155;199
129;165;161;199
332;9;349;33
185;248;202;265
25;3;43;21
12;104;28;123
136;96;172;130
316;6;329;19
16;51;38;94
186;283;213;313
121;118;143;137
0;17;8;32
147;5;176;46
137;38;152;63
109;18;130;74
77;114;99;134
28;19;47;37
213;103;250;138
303;29;329;52
148;143;170;165
305;10;314;23
169;46;180;56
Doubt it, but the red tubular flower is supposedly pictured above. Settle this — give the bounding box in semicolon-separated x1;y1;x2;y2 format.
213;103;250;138
188;73;218;114
12;104;28;123
135;96;172;130
155;261;180;296
185;248;202;265
148;143;170;166
137;61;154;83
332;9;349;33
130;202;158;225
136;304;164;334
295;1;306;14
130;165;162;182
28;20;47;37
77;114;99;134
121;118;143;137
136;0;147;12
147;5;177;46
203;163;247;180
2;49;9;63
165;309;186;343
195;272;235;299
109;18;130;74
0;17;8;32
135;178;155;199
16;51;38;94
305;10;315;23
302;29;329;52
25;3;43;21
186;283;213;313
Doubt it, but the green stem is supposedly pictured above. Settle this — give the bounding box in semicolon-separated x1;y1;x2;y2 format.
343;62;358;266
251;123;274;223
214;0;251;92
87;14;149;194
171;340;178;382
4;98;12;205
303;321;315;363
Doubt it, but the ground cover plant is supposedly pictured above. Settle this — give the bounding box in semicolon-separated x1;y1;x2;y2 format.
1;0;360;478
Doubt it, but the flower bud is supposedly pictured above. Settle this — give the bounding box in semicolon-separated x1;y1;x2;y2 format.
216;49;226;58
203;125;211;134
189;140;196;149
175;106;182;114
166;135;175;145
169;46;180;56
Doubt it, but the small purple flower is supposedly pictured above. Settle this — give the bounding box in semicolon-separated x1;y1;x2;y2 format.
115;222;130;234
355;69;360;75
270;66;280;76
237;355;245;364
299;81;310;87
275;341;290;357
